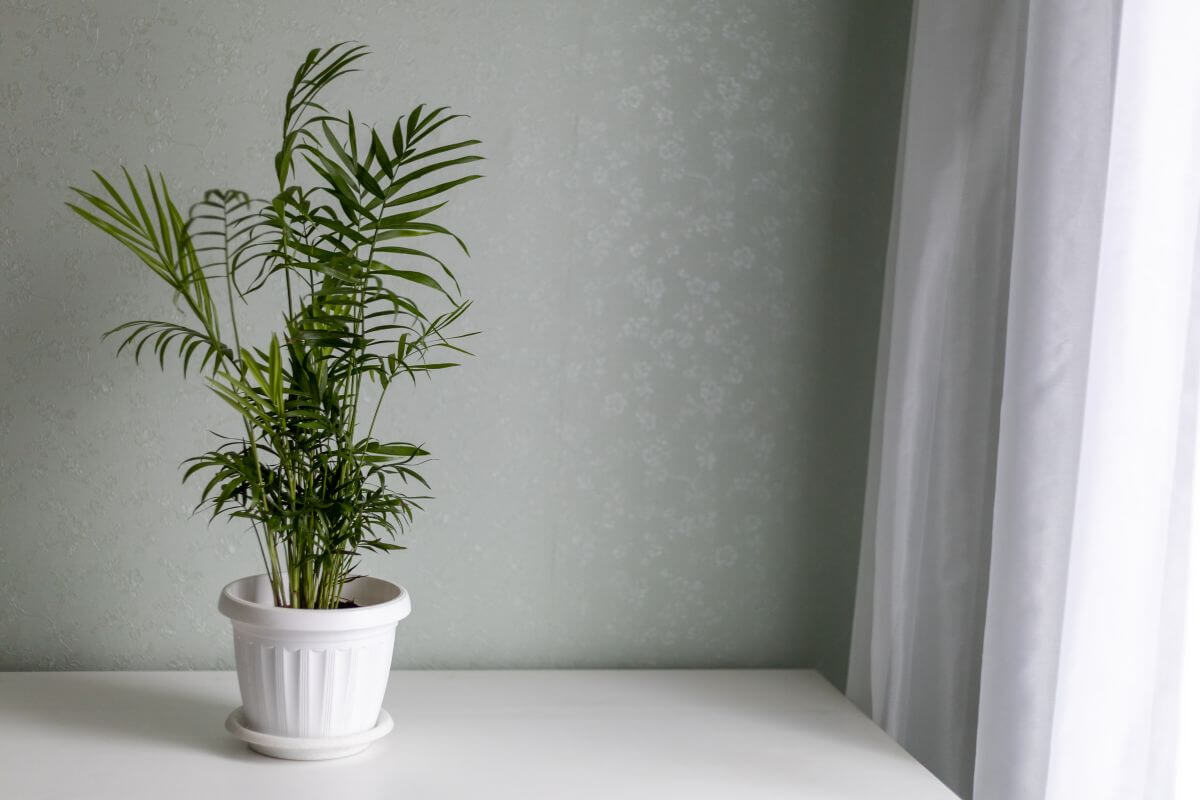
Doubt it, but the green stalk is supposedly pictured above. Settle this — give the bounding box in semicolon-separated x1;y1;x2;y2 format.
219;195;282;605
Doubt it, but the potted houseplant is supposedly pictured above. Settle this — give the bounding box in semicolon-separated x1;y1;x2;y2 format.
66;42;482;759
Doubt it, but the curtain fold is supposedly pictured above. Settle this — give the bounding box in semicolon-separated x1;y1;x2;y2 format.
848;1;1200;798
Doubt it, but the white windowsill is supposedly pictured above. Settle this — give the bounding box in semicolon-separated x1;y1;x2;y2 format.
0;669;956;799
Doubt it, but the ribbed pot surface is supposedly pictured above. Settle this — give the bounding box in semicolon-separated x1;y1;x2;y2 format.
219;574;411;739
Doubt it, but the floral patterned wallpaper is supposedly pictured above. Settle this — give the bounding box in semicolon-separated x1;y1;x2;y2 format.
0;0;909;682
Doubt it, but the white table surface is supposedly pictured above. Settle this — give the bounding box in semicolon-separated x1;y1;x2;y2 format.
0;669;957;799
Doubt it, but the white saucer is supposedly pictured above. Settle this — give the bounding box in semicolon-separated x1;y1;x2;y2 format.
224;707;394;761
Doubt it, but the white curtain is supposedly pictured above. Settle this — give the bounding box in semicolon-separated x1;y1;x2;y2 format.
847;1;1200;799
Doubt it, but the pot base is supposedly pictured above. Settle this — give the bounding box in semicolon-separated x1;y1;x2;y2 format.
224;706;394;761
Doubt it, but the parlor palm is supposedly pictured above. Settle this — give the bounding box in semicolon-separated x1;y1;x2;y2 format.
66;42;482;608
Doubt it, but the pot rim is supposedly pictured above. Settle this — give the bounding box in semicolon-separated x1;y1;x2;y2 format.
218;573;411;632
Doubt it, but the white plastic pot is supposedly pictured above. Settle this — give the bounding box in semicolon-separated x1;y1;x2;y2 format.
218;574;411;758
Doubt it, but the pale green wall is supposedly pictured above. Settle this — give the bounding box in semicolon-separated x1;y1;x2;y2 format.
0;0;909;683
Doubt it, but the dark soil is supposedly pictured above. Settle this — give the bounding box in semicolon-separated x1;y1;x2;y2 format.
337;599;360;609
